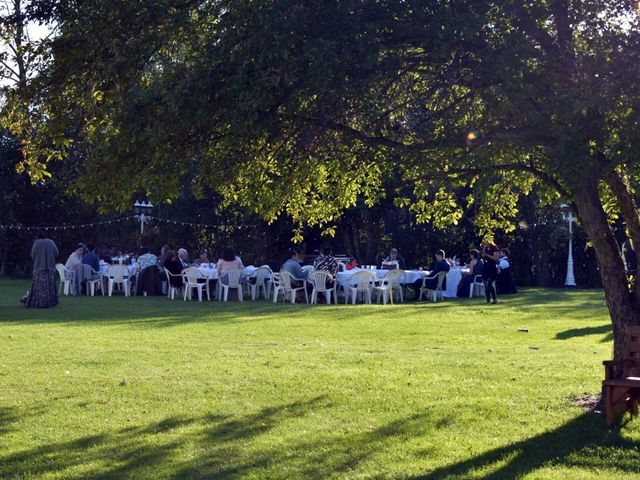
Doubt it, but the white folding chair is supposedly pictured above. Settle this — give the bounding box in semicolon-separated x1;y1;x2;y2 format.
308;271;336;304
85;268;103;296
220;269;244;302
107;264;131;296
470;274;485;298
164;268;182;300
182;268;210;301
246;266;271;300
419;271;447;302
55;263;73;296
374;269;405;304
346;270;376;304
276;270;308;304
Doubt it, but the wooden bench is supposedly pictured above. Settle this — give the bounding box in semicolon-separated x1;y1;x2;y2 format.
602;325;640;427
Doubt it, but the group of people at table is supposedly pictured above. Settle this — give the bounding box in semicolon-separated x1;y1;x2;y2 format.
22;230;517;307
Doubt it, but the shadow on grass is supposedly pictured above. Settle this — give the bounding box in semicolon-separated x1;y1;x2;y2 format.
555;324;613;343
0;395;432;479
2;398;640;479
412;413;640;479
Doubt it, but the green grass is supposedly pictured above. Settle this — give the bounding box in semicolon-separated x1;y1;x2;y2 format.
1;279;639;479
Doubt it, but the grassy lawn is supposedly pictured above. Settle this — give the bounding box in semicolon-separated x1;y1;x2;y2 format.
1;279;639;479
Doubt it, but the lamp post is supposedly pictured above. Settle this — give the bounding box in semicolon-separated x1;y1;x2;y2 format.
559;204;577;286
134;200;153;234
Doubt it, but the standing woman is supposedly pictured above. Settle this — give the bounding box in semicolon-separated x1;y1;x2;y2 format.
482;242;500;305
24;231;59;308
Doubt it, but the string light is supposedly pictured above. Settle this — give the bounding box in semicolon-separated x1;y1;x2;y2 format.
0;215;255;231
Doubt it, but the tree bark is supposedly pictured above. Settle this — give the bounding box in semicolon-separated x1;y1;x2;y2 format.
573;181;640;361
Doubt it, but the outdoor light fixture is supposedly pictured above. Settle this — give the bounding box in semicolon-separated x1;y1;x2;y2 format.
559;203;576;287
134;200;154;234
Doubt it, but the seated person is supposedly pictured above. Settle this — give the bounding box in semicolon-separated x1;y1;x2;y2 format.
100;248;113;265
177;248;190;268
281;249;308;280
192;250;210;267
345;256;359;270
313;245;338;296
216;246;244;283
137;246;159;272
163;250;184;287
313;246;339;275
82;243;100;273
412;250;450;300
457;250;484;297
65;243;87;295
158;244;171;267
496;248;518;294
65;243;85;271
381;248;405;270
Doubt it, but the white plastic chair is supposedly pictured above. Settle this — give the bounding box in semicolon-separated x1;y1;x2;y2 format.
220;268;244;302
55;263;73;296
107;264;131;296
346;270;377;304
308;271;336;304
85;268;103;296
164;268;182;300
276;270;308;304
419;271;447;302
246;266;271;300
470;274;485;298
374;269;405;304
182;268;210;301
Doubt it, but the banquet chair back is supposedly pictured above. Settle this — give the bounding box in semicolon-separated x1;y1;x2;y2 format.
277;270;309;304
308;271;336;304
347;270;376;304
248;266;271;300
55;263;73;296
182;267;210;301
220;268;244;302
107;264;131;296
164;268;182;300
374;269;405;304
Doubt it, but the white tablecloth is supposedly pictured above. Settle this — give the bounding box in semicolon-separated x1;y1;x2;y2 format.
194;266;270;281
100;264;137;278
335;267;467;298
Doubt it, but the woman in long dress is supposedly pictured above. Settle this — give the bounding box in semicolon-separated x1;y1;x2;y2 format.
24;231;59;308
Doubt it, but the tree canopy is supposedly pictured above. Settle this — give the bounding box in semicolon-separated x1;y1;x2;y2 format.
4;1;640;356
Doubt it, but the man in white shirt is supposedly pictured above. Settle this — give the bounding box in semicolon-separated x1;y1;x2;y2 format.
177;248;190;268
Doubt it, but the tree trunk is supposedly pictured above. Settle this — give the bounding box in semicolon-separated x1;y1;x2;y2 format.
573;182;640;361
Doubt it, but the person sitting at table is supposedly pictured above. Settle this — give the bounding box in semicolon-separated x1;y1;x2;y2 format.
192;250;210;267
217;246;243;280
313;245;338;299
281;249;308;280
381;248;405;270
457;249;484;297
177;248;190;268
496;248;518;294
137;246;159;272
65;243;87;295
82;243;100;272
314;245;339;275
158;244;171;267
100;247;113;265
345;256;359;270
412;250;450;300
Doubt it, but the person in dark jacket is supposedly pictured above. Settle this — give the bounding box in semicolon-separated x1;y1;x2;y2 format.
163;250;184;288
412;250;450;300
482;242;500;304
496;248;518;294
457;250;484;297
82;243;100;272
24;231;59;308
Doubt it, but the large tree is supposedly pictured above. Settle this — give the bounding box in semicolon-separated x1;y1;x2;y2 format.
5;1;640;358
